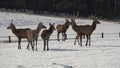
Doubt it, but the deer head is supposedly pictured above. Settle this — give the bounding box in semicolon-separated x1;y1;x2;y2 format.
93;19;100;24
7;20;15;29
49;23;55;30
92;16;100;24
38;22;46;29
72;11;79;20
69;17;79;26
65;19;71;26
69;11;79;25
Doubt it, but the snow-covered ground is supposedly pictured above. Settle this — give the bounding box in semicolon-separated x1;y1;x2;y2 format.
0;12;120;68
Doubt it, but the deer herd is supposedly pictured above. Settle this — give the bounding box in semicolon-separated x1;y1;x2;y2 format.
7;15;100;51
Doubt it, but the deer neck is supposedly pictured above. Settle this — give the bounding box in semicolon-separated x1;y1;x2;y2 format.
35;25;41;34
63;23;69;29
11;26;18;36
91;22;97;31
48;27;54;35
72;23;78;32
64;23;68;26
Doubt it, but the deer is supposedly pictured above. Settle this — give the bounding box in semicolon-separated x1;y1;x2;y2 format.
7;20;34;50
41;23;55;51
56;19;70;41
26;23;46;51
70;18;100;46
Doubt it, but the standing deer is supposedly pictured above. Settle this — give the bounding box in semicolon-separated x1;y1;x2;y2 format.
41;23;55;51
56;19;70;41
7;21;34;50
26;23;46;51
70;18;100;46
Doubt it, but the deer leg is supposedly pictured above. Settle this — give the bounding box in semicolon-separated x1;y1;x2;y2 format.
57;33;60;41
63;32;66;41
43;40;46;51
89;36;91;46
83;34;85;39
74;33;79;45
63;32;67;41
77;36;80;45
27;42;30;50
18;38;21;49
80;34;82;46
47;40;49;51
74;39;76;45
78;35;81;45
62;33;64;41
85;35;89;46
36;39;38;51
31;41;34;51
26;37;29;50
74;36;77;45
65;33;67;41
32;40;35;49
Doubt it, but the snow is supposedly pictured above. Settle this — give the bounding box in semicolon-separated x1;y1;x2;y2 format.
0;12;120;68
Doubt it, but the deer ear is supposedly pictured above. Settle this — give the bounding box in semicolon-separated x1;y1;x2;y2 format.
40;22;43;25
11;23;14;26
66;19;69;22
49;23;51;25
93;15;97;20
70;18;75;21
53;23;55;25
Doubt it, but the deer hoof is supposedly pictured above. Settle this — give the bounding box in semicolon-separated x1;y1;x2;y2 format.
18;47;21;49
47;49;49;51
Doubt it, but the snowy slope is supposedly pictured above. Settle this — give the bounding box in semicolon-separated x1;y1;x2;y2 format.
0;12;120;68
